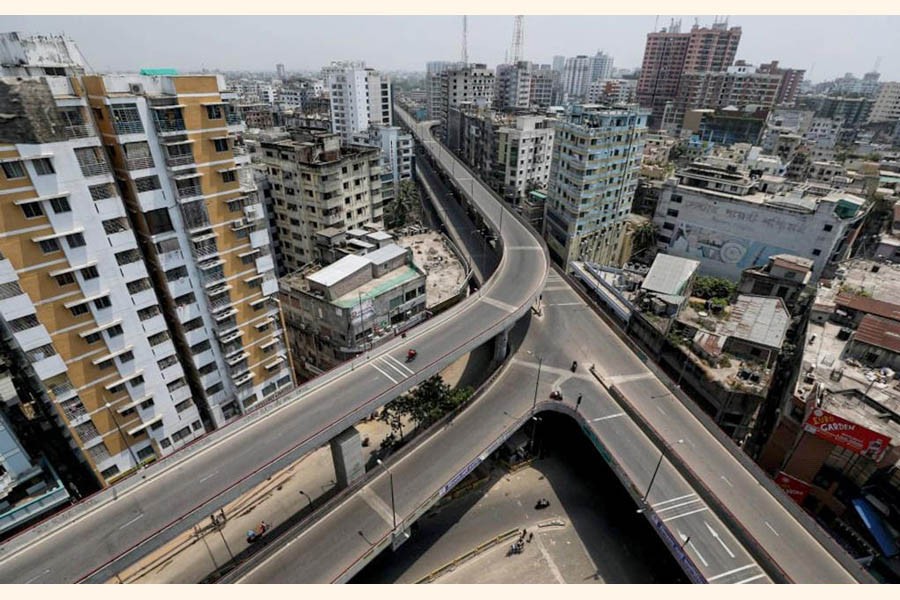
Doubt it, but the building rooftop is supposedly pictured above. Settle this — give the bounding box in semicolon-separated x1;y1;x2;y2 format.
398;232;467;309
853;314;900;354
770;254;815;271
641;254;700;296
306;254;371;289
364;243;408;266
835;292;900;323
332;265;421;309
719;295;790;349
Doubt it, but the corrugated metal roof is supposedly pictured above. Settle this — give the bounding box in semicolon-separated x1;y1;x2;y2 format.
306;254;371;288
720;295;790;349
641;254;700;296
853;314;900;354
365;243;407;265
836;293;900;323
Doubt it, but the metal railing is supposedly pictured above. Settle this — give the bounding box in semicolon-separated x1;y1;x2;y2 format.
176;185;203;200
155;119;187;134
126;156;154;171
113;121;145;135
166;154;195;167
78;161;110;177
64;124;94;139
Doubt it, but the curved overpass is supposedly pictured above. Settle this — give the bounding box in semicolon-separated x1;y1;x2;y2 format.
0;119;548;584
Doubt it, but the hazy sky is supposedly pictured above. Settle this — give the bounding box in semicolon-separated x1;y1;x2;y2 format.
3;15;899;82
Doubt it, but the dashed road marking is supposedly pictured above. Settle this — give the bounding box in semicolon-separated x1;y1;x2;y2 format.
651;493;697;508
371;363;398;384
591;413;625;422
736;573;768;584
661;507;709;522
481;296;518;313
707;563;757;582
764;521;780;537
117;513;144;530
382;355;415;376
655;498;703;513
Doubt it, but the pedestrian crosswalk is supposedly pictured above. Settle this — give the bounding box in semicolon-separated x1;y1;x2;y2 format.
370;353;416;384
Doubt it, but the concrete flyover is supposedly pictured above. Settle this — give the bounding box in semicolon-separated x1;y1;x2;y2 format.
226;109;869;584
0;116;549;584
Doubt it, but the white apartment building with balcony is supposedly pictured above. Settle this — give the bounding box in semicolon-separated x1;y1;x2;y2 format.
324;61;392;143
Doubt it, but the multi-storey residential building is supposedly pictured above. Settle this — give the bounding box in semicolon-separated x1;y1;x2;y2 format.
259;130;383;272
0;34;290;486
543;104;649;268
425;61;463;120
80;73;291;430
756;61;805;106
870;82;900;125
352;125;413;206
636;20;742;129
589;51;615;84
587;79;637;105
323;61;392;143
551;55;565;73
562;55;593;100
674;62;783;128
494;61;533;111
529;65;558;108
652;161;868;281
431;64;495;141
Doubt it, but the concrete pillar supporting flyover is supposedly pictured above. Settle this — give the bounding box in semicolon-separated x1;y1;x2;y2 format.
493;328;510;363
330;426;365;489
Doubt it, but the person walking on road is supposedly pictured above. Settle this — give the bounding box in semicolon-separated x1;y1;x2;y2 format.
576;394;583;411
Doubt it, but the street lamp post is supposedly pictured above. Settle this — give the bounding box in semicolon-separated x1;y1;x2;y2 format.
531;356;543;414
642;452;665;504
105;402;140;470
376;459;397;533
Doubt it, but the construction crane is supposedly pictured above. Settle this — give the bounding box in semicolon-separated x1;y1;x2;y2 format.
461;15;468;66
510;15;524;64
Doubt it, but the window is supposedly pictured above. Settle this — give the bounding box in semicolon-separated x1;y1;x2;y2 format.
199;362;217;375
84;331;102;344
150;420;164;431
171;426;192;442
119;350;134;363
0;281;24;299
160;438;172;449
192;420;203;431
21;202;44;219
206;105;223;120
812;249;822;256
33;158;55;175
168;378;187;393
100;465;120;480
107;324;124;337
138;305;160;320
134;175;161;193
93;296;112;309
89;183;115;201
66;233;86;248
183;317;203;331
191;340;211;354
205;382;223;396
1;161;26;179
139;398;155;410
102;218;129;234
145;208;173;235
50;196;71;213
126;278;151;294
81;266;99;280
149;331;170;346
221;170;236;183
128;375;144;388
96;359;113;371
115;249;141;265
165;266;188;281
54;272;76;286
136;446;156;461
39;239;61;253
823;224;833;232
213;138;229;152
158;355;178;370
26;344;57;362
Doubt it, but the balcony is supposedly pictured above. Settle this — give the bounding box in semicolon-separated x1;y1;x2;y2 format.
64;123;95;139
176;301;204;323
166;153;195;168
32;354;67;381
176;184;203;201
126;156;155;171
154;114;187;135
225;113;242;126
113;120;145;136
78;161;110;178
184;326;209;347
157;248;185;269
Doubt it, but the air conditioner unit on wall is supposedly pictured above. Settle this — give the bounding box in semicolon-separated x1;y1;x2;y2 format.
129;83;144;95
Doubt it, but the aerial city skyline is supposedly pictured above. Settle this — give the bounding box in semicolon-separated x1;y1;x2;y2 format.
0;13;899;585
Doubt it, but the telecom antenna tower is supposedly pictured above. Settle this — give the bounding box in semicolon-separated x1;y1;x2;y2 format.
510;15;524;63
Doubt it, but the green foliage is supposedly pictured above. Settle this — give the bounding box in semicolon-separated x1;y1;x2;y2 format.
385;179;424;229
692;276;736;302
379;375;473;434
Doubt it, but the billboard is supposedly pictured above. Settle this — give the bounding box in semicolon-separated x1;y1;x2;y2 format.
775;471;811;505
349;298;375;328
803;408;892;462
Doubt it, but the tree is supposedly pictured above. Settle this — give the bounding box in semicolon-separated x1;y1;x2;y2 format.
692;276;736;302
632;221;658;254
379;375;473;435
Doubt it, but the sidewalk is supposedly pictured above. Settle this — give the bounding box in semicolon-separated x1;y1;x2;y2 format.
110;352;475;583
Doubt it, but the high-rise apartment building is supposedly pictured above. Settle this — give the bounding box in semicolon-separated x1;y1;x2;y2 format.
352;125;413;206
562;55;593;99
756;61;805;106
276;63;286;80
494;61;533;111
870;82;900;125
323;61;392;143
552;55;566;73
425;61;463;120
0;33;291;486
529;65;559;108
543;104;648;268
429;64;495;141
673;62;783;128
590;51;614;83
636;20;742;129
259;131;383;271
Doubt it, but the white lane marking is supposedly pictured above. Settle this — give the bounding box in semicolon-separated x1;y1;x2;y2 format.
608;373;656;384
655;405;667;415
547;301;585;307
736;573;768;584
383;355;415;377
707;563;757;582
378;357;410;378
705;521;735;558
507;246;542;251
534;532;566;584
654;498;703;513
661;507;709;522
118;513;144;530
359;487;395;526
481;296;518;313
720;475;734;488
371;363;398;384
23;569;51;583
198;471;219;483
651;493;697;508
677;530;708;567
764;521;780;537
591;412;625;422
